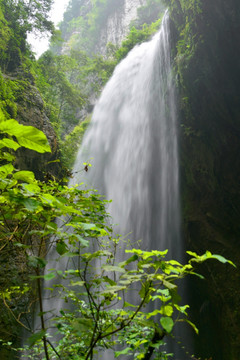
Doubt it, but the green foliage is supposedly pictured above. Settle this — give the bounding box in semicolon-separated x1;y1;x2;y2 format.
60;116;91;169
0;71;17;119
132;0;166;29
0;0;55;72
56;0;122;55
33;48;116;169
114;19;163;62
34;51;85;137
0;112;235;360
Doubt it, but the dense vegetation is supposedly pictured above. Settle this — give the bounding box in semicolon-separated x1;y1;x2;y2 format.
0;109;233;360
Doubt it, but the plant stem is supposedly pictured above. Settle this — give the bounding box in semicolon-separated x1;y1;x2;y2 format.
36;267;50;360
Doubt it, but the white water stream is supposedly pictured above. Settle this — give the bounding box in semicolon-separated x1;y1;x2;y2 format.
71;12;180;260
69;11;185;358
35;11;187;360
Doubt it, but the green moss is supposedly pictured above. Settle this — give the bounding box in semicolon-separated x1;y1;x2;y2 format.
0;72;17;119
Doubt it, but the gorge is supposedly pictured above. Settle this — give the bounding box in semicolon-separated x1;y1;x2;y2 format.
0;0;240;359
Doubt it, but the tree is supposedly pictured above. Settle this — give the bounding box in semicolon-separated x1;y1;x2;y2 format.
0;0;55;71
2;0;54;35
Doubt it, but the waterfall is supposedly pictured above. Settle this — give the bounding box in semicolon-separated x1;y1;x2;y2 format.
70;12;186;358
71;11;181;262
35;10;186;360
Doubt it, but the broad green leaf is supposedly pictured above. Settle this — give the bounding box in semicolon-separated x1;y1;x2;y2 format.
40;193;58;205
162;280;177;290
23;183;41;194
42;272;56;281
56;241;68;255
72;234;89;247
0;151;15;162
160;316;174;333
160;305;173;316
0;163;14;178
22;198;40;212
13;171;36;184
0;138;20;150
0;119;51;153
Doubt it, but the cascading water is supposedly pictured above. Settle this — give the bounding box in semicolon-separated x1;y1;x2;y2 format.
71;11;180;261
36;10;188;360
69;11;187;358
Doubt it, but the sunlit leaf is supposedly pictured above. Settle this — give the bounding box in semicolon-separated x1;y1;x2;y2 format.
0;119;51;153
13;171;36;184
0;138;20;150
160;316;174;333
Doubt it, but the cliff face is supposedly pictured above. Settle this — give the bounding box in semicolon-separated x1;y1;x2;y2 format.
58;0;147;55
96;0;146;53
166;0;240;358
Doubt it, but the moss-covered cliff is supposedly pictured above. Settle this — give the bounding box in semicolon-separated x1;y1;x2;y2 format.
166;0;240;358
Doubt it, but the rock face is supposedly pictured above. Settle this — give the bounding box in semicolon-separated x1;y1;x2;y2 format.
97;0;146;53
4;75;61;180
166;0;240;358
60;0;147;55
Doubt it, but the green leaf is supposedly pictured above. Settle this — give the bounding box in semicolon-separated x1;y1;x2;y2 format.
0;163;14;178
182;319;199;334
162;280;177;290
0;119;51;153
28;330;46;347
23;183;41;194
123;301;137;308
70;281;85;287
102;285;126;294
115;347;132;357
210;254;236;267
42;272;56;281
73;234;89;247
102;265;126;273
103;276;116;286
146;309;161;319
22;198;40;212
56;241;68;255
28;256;47;269
13;171;36;184
118;254;138;267
0;138;20;150
160;317;174;333
160;305;173;317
